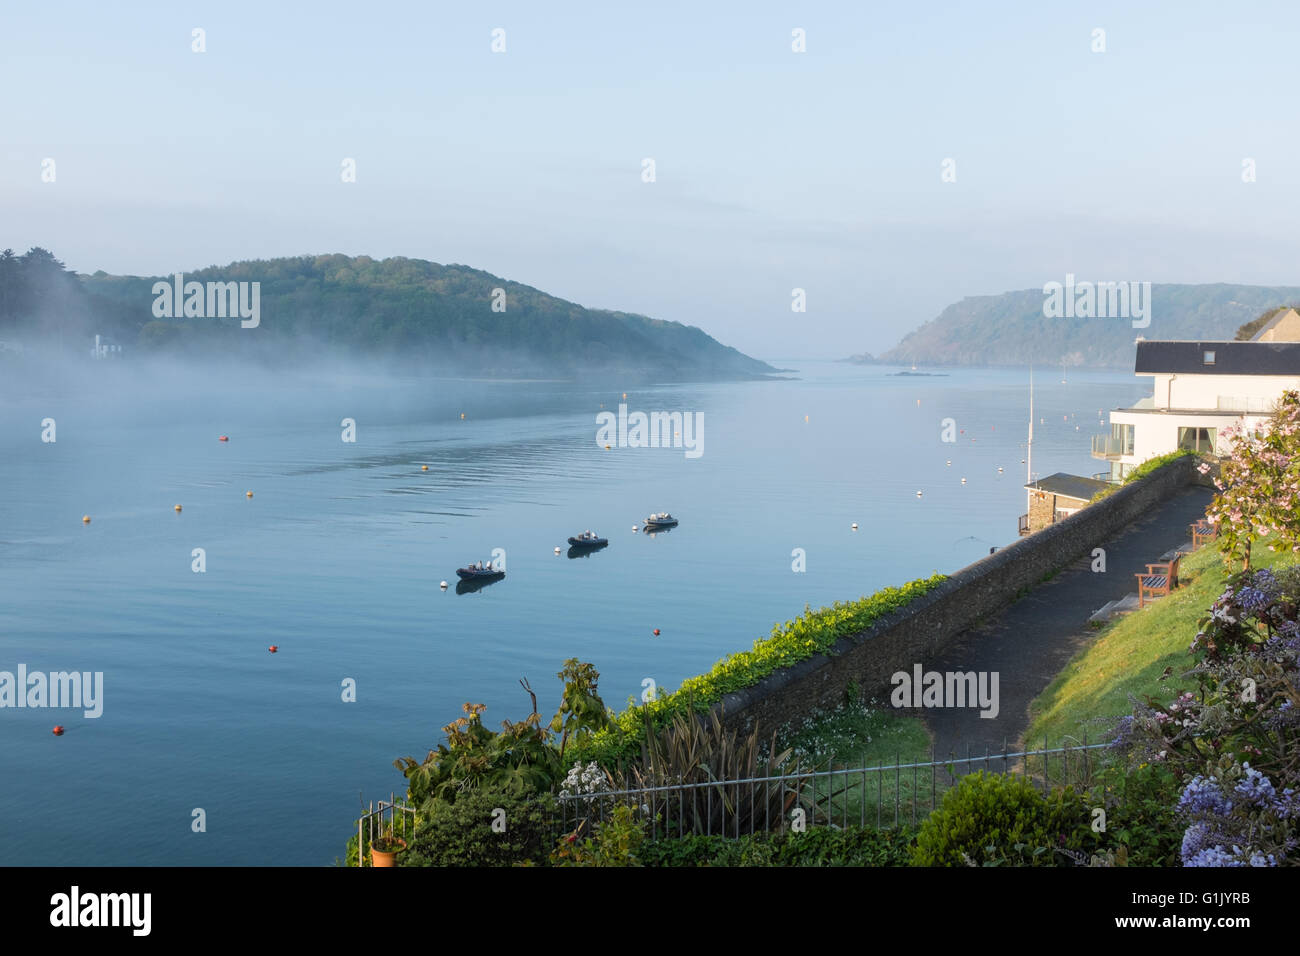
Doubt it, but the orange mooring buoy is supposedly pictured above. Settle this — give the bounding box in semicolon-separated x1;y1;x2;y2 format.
268;645;278;653
52;725;65;736
82;515;91;524
174;504;182;512
219;435;229;442
652;628;661;636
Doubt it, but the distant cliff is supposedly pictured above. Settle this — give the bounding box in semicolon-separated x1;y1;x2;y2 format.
1;248;779;381
849;283;1300;368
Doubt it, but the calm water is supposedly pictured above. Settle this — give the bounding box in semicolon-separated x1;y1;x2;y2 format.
0;359;1146;865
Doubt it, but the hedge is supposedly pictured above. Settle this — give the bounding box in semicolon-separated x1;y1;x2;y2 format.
570;572;947;767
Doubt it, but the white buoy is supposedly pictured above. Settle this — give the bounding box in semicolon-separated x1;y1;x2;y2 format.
916;490;923;498
633;526;639;532
554;546;562;554
997;466;1004;473
439;581;448;590
851;522;858;530
946;459;951;466
961;477;967;484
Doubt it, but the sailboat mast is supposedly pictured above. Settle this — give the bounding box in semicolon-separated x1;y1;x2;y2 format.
1027;367;1034;485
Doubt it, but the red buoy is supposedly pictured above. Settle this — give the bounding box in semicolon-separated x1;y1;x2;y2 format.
652;628;661;636
219;436;229;442
52;725;64;736
268;645;278;653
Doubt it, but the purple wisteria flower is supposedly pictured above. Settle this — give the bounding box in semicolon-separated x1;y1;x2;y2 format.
1237;587;1270;616
1234;764;1277;807
1179;775;1233;816
1108;714;1134;751
1185;846;1247;867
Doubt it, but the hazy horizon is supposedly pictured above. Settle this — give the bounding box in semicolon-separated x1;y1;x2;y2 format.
5;1;1300;360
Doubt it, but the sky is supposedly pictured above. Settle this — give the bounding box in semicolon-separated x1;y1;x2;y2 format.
3;0;1299;359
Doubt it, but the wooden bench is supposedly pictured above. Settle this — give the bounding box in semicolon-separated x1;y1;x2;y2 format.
1191;520;1219;550
1136;556;1180;608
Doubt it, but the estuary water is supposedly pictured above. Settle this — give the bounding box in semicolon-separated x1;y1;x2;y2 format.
0;359;1147;864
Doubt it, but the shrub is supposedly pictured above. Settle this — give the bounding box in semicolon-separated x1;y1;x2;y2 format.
636;825;917;867
1088;762;1183;866
550;804;646;866
614;707;800;837
1210;390;1300;569
1091;449;1194;502
1111;561;1300;865
912;772;1095;866
1177;762;1299;866
571;573;947;768
400;789;558;867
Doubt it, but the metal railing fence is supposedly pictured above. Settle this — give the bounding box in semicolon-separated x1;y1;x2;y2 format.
557;738;1111;840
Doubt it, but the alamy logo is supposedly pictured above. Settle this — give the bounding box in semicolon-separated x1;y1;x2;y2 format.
50;886;150;936
1042;274;1150;329
595;403;704;459
890;664;999;719
151;273;260;328
0;665;103;718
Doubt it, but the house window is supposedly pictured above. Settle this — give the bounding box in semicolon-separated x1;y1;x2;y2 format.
1178;426;1216;453
1110;422;1135;456
1203;350;1216;365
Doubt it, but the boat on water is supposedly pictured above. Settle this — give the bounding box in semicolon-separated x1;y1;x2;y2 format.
642;512;678;528
567;530;608;548
456;562;505;581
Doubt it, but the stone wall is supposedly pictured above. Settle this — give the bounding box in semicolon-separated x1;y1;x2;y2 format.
715;453;1200;737
1027;489;1056;532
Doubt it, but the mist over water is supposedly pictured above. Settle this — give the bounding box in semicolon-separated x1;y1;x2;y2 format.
0;354;1147;864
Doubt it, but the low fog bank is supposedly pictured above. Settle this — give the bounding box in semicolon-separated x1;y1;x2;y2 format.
0;340;741;446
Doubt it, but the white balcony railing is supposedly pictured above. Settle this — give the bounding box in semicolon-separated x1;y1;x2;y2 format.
1091;434;1133;458
1216;396;1274;413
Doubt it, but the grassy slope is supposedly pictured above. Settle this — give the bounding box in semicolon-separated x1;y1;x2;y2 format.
777;701;932;769
1024;542;1296;749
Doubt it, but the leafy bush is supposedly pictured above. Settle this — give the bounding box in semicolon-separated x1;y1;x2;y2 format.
1108;558;1300;866
1088;762;1183;866
912;772;1095;866
400;789;558;867
571;573;947;768
1092;449;1195;501
1210;391;1300;569
1177;762;1298;866
551;659;612;762
614;707;800;837
394;701;563;812
551;804;646;866
636;825;917;867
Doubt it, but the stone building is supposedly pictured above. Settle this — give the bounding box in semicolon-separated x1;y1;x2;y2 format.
1020;472;1112;535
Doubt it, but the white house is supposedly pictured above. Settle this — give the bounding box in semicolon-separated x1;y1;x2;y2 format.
1093;308;1300;479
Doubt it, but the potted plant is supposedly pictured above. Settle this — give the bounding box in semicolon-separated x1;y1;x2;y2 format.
369;825;407;867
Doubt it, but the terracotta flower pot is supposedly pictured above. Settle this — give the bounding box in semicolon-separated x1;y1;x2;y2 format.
370;837;407;867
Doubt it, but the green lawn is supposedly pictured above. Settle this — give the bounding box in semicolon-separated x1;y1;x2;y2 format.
776;700;932;770
769;700;940;828
1023;541;1295;752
